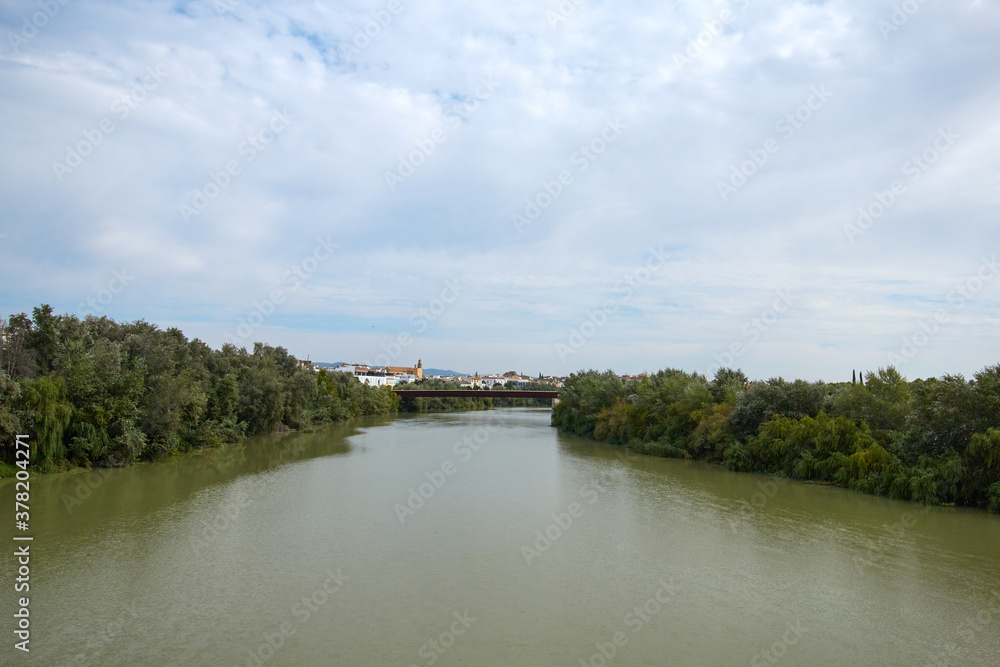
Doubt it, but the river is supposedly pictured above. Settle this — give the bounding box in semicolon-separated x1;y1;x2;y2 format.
2;408;999;666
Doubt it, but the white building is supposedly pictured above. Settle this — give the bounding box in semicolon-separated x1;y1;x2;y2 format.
331;364;398;388
479;375;507;389
356;373;397;388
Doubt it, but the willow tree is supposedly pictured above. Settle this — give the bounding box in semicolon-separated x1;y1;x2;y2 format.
965;429;1000;512
22;375;72;465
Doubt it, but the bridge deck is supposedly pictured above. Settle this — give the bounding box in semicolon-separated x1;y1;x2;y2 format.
393;390;559;399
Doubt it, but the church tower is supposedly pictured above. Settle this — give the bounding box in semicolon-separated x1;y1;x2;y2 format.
416;359;423;378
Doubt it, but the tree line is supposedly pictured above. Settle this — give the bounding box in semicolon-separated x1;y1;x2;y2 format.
0;306;399;473
552;365;1000;513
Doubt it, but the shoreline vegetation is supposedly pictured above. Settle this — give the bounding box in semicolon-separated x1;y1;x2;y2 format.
0;306;546;477
551;366;1000;513
2;305;997;516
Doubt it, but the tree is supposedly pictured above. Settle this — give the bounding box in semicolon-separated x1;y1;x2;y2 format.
0;306;405;473
27;305;60;375
905;375;978;457
833;366;911;432
0;314;34;377
552;370;627;438
709;367;747;404
0;370;23;444
21;375;72;465
726;378;826;442
963;429;1000;509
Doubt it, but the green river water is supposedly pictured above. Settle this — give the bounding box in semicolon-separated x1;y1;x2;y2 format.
2;408;999;666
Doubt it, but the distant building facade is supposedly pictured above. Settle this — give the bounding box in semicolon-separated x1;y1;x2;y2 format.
331;361;425;387
386;359;422;378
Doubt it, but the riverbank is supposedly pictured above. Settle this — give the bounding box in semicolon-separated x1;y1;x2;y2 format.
1;305;546;477
0;389;550;479
0;306;405;473
552;367;1000;513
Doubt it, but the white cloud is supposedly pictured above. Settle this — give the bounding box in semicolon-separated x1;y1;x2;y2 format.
2;0;999;381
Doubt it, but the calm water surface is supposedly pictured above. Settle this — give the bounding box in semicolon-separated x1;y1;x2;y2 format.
2;409;999;666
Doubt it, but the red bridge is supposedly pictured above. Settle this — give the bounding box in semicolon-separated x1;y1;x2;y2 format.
393;390;559;399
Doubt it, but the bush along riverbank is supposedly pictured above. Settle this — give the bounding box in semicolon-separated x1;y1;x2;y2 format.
0;306;399;475
551;366;1000;513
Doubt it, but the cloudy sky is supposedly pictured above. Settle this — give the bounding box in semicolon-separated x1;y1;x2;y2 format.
1;0;998;381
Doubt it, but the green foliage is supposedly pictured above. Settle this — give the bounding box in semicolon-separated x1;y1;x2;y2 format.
709;367;748;404
724;412;897;494
21;375;73;466
832;367;911;432
904;375;978;458
0;306;398;469
988;482;1000;514
553;363;1000;513
552;370;627;438
0;314;34;377
962;428;1000;508
0;370;23;442
688;403;733;460
726;378;827;441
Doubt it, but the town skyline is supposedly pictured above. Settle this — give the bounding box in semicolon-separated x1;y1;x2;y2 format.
2;1;999;382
